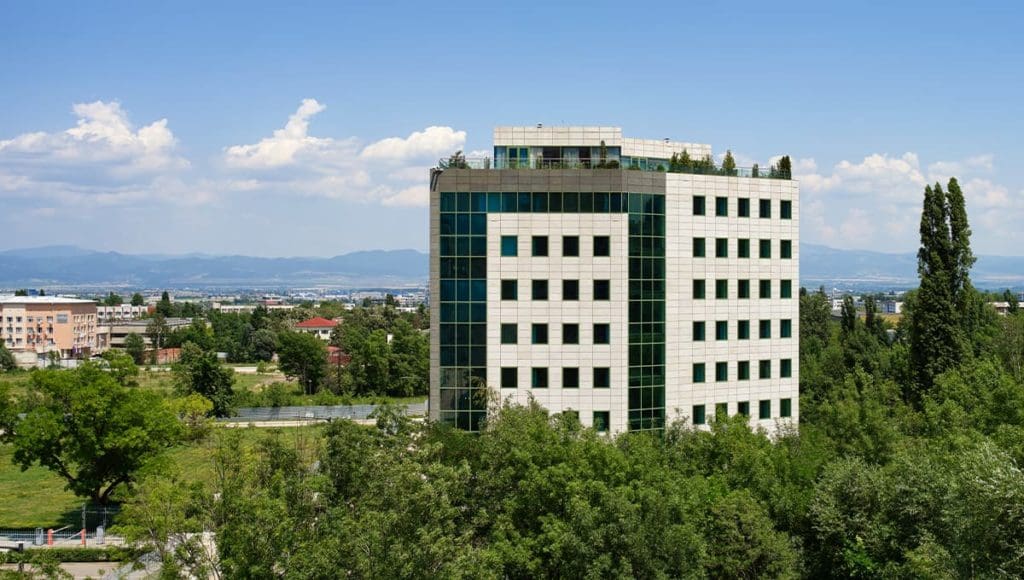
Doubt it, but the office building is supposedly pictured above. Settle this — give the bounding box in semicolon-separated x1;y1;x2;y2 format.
429;126;798;433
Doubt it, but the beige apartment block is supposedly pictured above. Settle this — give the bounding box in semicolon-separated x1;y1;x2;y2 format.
0;296;103;362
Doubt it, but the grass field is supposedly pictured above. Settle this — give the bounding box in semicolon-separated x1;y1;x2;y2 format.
0;425;328;529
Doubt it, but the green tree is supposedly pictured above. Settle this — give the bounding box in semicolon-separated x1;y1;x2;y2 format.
388;320;429;396
705;490;799;579
156;291;173;317
145;313;170;352
173;343;235;417
721;149;738;176
276;331;327;395
839;296;857;336
1004;288;1020;315
124;333;146;365
3;364;180;503
251;328;278;362
101;350;140;387
130;292;145;307
0;342;17;372
14;289;28;296
909;180;972;400
102;292;123;306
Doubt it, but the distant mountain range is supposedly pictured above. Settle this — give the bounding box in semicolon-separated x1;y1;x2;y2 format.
1;244;1023;290
0;246;428;289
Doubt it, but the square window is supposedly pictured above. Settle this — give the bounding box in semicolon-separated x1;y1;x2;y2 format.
738;238;750;258
759;319;772;339
531;323;548;344
716;402;728;417
738;361;750;380
715;279;728;299
738;401;750;416
594;323;610;345
563;323;580;344
594;280;611;300
738;197;750;217
693;279;706;299
594;367;610;388
759;359;771;379
693;404;706;425
715;361;728;382
501;235;518;256
781;280;793;299
563;280;580;301
593;411;610;433
500;279;517;300
759;280;772;299
759;199;772;219
532;236;549;257
738;320;750;340
693;237;706;258
715;320;728;341
781;358;793;378
759;399;772;419
759;239;772;259
563;236;580;257
781;398;792;417
738;279;750;299
562;367;580;388
693;321;706;341
781;319;792;338
501;367;518;388
532;280;549;300
501;323;517;344
593;236;611;257
715;238;728;258
715;196;728;216
532;367;549;388
781;240;792;259
693;363;706;383
693;195;706;216
781;200;792;220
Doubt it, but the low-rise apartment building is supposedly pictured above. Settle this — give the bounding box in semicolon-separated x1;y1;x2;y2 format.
0;296;104;363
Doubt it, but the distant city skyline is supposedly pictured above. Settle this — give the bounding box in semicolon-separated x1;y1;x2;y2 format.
2;1;1022;256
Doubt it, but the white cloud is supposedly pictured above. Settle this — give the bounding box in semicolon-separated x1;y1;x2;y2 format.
0;101;191;205
795;151;1019;253
221;99;465;206
223;99;349;169
360;126;465;162
0;101;186;174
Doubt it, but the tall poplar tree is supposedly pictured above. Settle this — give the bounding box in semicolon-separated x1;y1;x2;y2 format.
909;180;975;400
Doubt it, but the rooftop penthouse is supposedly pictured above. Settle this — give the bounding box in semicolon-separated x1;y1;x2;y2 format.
437;126;792;179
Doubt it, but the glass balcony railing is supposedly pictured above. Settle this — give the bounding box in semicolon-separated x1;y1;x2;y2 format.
438;157;791;179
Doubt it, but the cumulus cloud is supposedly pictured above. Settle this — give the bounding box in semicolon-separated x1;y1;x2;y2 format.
223;99;348;169
795;151;1020;253
0;101;191;205
222;99;465;206
360;126;465;161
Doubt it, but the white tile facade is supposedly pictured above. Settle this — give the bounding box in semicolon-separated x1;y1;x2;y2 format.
488;214;631;432
664;173;800;432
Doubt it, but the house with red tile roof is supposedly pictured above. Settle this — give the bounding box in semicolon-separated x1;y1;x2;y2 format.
294;316;339;341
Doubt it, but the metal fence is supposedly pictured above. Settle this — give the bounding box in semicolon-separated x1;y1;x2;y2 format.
219;401;427;423
0;526;124;547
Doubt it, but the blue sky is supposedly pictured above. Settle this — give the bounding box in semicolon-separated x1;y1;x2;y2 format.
2;0;1022;256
